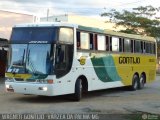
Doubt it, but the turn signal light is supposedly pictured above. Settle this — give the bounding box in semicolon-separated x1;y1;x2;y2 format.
47;79;54;84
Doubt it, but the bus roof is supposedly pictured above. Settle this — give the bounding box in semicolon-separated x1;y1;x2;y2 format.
14;22;78;28
105;29;156;42
14;22;156;42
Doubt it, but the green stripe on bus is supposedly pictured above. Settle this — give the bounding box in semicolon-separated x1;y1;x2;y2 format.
91;55;121;82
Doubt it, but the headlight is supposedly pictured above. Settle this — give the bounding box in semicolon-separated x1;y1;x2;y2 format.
5;84;14;92
6;84;10;89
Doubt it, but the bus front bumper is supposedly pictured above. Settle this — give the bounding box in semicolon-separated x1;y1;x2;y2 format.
5;82;54;96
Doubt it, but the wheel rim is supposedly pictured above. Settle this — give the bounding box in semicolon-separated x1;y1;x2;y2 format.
133;75;139;90
140;76;145;88
134;80;138;89
75;79;82;101
80;80;82;93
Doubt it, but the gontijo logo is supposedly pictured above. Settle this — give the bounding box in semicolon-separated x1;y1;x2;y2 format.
79;56;86;65
119;57;140;64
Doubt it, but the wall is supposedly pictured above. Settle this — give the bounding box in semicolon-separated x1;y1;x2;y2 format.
0;10;36;39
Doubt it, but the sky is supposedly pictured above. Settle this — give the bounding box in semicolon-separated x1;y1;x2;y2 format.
0;0;160;39
0;0;160;18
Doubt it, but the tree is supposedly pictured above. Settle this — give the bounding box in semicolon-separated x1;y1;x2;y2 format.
101;6;160;57
101;5;160;38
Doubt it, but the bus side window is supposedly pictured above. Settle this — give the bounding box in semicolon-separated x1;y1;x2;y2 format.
90;33;94;50
146;42;151;54
56;45;65;68
97;35;106;51
141;41;143;53
131;40;134;53
94;34;98;50
134;40;141;53
151;43;156;54
80;32;90;50
110;37;112;51
153;43;156;54
77;31;80;49
111;37;119;52
119;38;123;52
55;44;74;78
143;42;146;53
106;36;109;51
124;39;131;52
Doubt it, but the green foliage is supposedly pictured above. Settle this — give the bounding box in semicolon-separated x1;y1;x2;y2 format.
101;5;160;38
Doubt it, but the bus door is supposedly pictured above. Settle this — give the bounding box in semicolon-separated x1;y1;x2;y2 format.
55;44;73;78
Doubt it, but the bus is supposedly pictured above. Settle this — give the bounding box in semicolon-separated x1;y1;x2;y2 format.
5;22;156;101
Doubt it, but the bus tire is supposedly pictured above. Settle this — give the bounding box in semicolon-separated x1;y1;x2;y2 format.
130;74;139;91
138;74;145;89
73;79;82;101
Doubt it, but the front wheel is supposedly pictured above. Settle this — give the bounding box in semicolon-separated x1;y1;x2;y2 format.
73;79;82;101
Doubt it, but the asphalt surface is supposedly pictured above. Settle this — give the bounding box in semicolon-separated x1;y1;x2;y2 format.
0;76;160;119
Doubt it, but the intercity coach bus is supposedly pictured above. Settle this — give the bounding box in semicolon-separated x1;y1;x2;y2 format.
5;22;156;101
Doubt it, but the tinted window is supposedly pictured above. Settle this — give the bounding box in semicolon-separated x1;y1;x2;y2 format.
90;33;94;50
77;31;80;49
151;43;156;54
134;40;141;53
59;28;73;43
97;35;106;51
8;44;53;75
146;42;151;53
11;27;58;44
55;44;73;78
80;32;90;49
124;39;131;52
112;37;119;52
119;38;123;52
106;36;109;51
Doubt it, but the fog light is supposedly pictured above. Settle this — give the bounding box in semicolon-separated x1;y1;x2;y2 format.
6;84;12;89
6;85;14;92
43;87;48;91
6;85;10;89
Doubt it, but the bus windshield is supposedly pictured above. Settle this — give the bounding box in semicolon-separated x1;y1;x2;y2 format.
10;27;58;44
8;44;54;75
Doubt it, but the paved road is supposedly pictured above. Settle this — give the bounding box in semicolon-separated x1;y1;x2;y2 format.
0;76;160;116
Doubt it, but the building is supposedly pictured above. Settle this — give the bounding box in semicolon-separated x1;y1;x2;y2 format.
0;9;38;77
0;9;38;40
40;14;125;31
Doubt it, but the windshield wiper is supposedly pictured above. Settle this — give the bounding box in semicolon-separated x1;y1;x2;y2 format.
22;49;25;65
26;50;41;75
27;50;36;74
